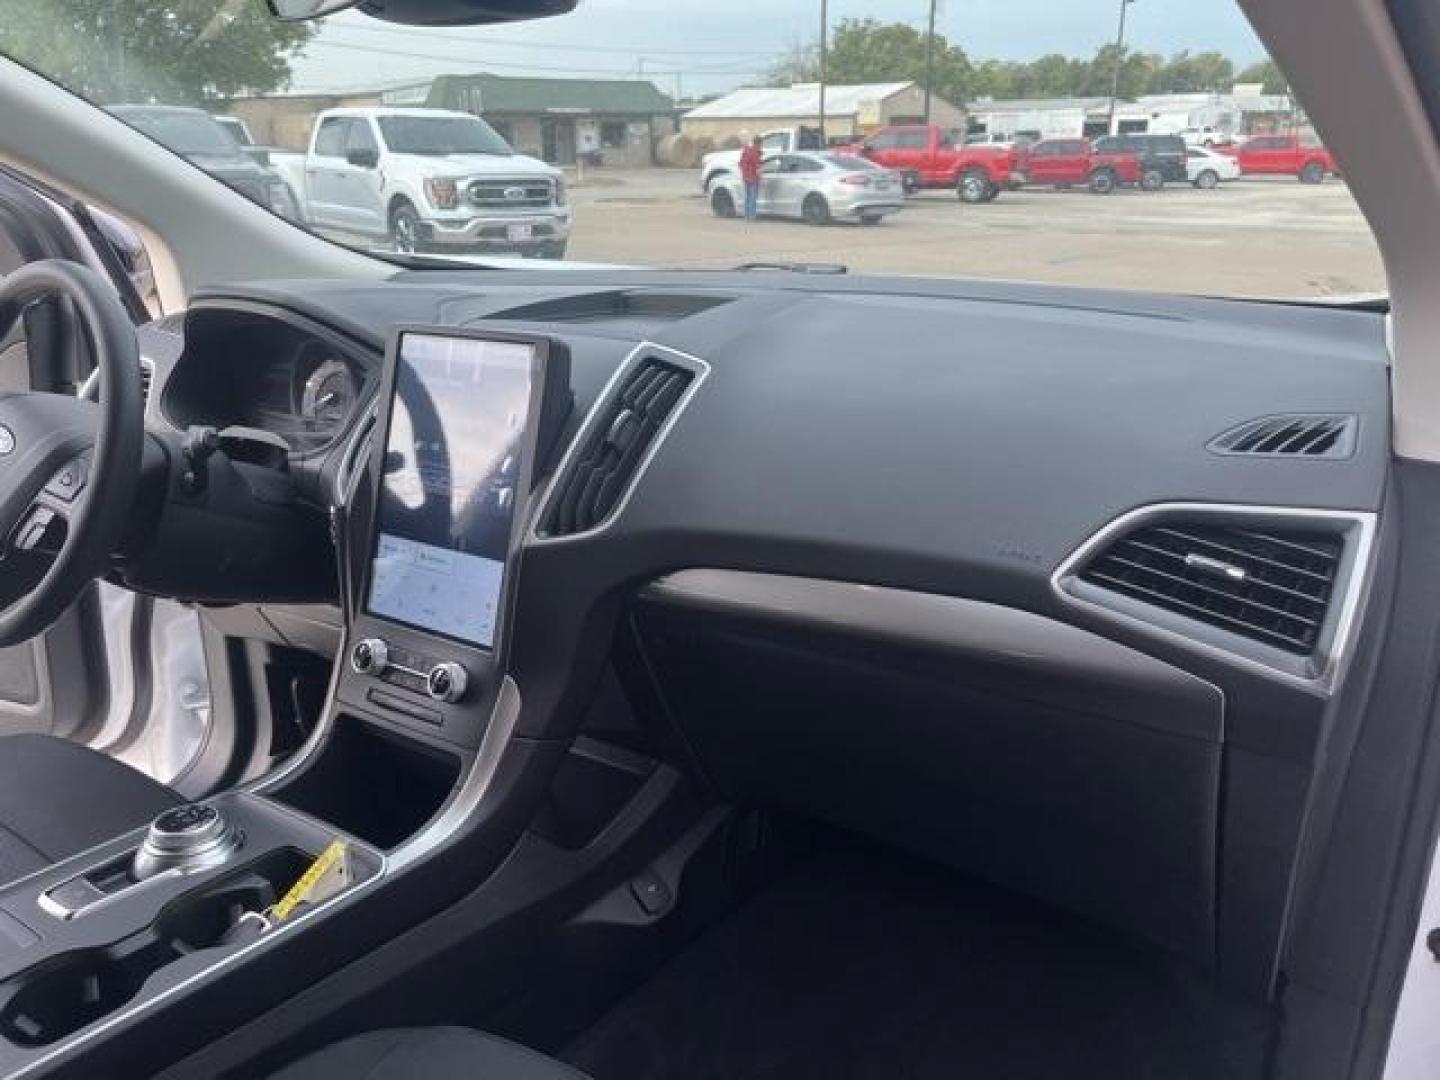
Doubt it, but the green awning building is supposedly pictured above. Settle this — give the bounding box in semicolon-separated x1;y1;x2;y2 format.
421;73;675;166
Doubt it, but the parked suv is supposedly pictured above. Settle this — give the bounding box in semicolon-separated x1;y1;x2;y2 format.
107;105;303;223
1012;138;1143;193
1225;135;1337;182
272;107;571;257
1093;133;1187;187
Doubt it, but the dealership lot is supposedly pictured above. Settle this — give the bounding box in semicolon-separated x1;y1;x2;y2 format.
566;171;1382;298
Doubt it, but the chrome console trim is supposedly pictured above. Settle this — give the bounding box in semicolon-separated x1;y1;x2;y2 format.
11;675;521;1078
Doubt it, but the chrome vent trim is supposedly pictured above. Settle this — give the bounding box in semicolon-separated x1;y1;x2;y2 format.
532;342;709;543
1208;414;1357;458
1078;523;1342;656
1053;503;1377;691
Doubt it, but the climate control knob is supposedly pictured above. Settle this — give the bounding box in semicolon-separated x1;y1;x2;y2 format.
426;661;468;703
350;637;389;676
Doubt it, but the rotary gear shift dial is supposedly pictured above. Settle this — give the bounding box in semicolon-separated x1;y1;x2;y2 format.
132;804;239;881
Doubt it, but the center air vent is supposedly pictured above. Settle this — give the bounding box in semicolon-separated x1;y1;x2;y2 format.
1208;414;1356;458
543;355;697;537
1079;522;1343;656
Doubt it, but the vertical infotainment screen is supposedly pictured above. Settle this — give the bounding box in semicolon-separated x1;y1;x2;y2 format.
365;332;536;649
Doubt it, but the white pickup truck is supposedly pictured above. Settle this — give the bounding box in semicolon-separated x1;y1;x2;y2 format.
699;125;825;192
272;107;571;258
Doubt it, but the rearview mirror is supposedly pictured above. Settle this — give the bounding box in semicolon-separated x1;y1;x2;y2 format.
346;147;379;168
267;0;357;19
269;0;577;25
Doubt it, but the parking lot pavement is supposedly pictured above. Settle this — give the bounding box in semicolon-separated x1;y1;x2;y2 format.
566;170;1384;298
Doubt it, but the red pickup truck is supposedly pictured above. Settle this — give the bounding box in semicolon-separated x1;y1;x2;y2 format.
1224;135;1336;182
1011;138;1142;194
843;124;1017;203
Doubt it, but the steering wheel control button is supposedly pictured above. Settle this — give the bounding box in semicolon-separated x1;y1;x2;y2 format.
132;803;240;881
44;458;88;503
426;661;469;704
350;637;390;676
12;506;57;553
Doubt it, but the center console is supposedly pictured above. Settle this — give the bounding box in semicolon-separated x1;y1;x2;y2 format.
0;326;572;1075
333;327;567;751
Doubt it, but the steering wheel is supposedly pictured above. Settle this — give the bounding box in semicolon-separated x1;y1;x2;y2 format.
0;260;143;646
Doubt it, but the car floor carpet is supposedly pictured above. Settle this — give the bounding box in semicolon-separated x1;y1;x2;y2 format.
562;843;1272;1080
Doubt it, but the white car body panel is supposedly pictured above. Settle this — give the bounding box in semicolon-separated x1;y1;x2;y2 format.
1186;147;1242;183
293;107;570;252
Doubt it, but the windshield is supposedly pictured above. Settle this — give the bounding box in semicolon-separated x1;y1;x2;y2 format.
0;1;1384;299
377;115;512;155
112;111;238;157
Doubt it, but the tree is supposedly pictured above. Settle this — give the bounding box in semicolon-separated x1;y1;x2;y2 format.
1149;50;1235;93
767;37;819;85
1013;53;1087;98
970;59;1020;100
1080;44;1162;98
1236;59;1288;94
822;18;973;107
0;0;315;104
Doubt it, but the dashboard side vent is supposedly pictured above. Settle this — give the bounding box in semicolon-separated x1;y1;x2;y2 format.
1079;523;1343;656
139;361;153;404
1208;414;1356;458
544;356;695;536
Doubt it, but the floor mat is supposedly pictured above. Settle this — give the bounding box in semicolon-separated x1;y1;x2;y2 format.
563;846;1271;1080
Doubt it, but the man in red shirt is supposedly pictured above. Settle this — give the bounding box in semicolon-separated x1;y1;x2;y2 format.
739;136;763;221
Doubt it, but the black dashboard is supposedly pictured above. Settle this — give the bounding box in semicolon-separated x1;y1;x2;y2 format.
152;305;372;458
146;268;1392;995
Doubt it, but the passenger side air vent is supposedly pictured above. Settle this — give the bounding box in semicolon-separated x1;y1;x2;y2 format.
543;355;696;537
1208;414;1356;458
1079;523;1343;655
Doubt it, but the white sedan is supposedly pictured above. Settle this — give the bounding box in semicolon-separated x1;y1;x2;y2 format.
1186;146;1242;189
710;153;905;226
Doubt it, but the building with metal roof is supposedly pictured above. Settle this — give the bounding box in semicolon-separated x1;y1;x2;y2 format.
967;90;1303;142
680;82;964;144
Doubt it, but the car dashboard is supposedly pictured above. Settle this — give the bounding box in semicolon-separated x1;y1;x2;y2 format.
142;267;1391;997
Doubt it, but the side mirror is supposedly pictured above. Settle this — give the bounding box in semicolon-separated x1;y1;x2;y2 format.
346;147;379;169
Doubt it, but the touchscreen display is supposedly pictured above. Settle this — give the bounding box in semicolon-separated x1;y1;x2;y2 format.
366;332;535;649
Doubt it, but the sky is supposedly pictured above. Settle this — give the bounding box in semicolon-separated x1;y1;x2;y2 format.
286;0;1270;97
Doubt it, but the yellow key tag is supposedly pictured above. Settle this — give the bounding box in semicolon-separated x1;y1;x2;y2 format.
270;840;350;924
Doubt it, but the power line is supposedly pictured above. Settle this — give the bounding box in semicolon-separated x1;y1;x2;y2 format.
305;36;766;77
321;18;778;58
309;35;771;76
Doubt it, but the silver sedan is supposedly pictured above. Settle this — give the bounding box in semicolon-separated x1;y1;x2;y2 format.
710;152;905;226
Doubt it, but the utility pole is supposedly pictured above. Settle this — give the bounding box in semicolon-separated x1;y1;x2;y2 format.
1106;0;1135;137
922;0;938;125
817;0;828;145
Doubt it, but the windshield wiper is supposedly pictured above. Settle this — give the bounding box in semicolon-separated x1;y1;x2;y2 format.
734;261;848;275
